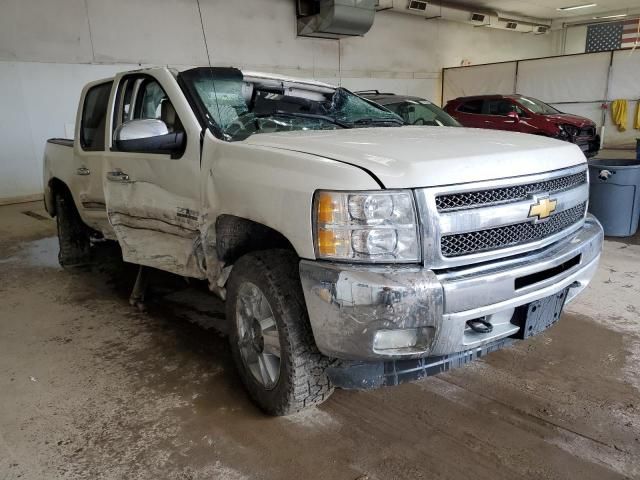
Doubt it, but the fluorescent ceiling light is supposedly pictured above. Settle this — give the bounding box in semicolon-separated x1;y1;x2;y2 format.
593;13;627;19
557;3;597;11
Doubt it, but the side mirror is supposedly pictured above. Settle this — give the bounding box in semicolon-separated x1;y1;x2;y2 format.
507;111;520;122
114;119;185;158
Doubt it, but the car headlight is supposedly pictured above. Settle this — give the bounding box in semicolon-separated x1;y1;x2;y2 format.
313;190;420;263
559;124;579;137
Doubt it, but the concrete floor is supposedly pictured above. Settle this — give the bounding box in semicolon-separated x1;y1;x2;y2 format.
0;201;639;480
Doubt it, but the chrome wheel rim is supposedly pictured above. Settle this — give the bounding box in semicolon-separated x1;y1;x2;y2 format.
236;282;281;389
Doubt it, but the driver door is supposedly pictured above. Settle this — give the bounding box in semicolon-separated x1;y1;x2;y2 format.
101;70;205;279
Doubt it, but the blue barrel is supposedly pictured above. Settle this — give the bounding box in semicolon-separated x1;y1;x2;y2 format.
588;159;640;237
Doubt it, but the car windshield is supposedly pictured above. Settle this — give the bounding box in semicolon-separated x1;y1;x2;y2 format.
516;96;560;115
384;99;460;127
179;68;404;141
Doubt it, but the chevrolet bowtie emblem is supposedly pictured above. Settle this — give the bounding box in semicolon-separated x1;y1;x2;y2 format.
529;197;557;222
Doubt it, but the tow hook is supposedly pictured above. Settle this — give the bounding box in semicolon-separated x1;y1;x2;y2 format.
466;318;494;334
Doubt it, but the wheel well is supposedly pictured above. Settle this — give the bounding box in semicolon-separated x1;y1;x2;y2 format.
47;178;72;217
215;215;297;265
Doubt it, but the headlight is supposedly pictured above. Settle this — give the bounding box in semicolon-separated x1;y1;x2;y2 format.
313;190;420;263
559;124;579;137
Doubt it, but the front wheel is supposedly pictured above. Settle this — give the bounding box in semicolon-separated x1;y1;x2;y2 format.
226;250;333;415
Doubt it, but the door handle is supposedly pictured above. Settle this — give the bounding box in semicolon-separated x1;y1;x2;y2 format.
106;171;130;182
76;167;90;176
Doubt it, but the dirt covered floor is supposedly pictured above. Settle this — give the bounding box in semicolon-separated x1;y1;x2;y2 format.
0;201;638;480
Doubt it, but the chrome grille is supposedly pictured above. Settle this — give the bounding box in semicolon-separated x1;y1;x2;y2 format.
440;203;587;258
436;171;587;211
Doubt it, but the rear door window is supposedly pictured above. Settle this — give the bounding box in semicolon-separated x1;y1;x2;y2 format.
81;82;112;151
457;99;483;114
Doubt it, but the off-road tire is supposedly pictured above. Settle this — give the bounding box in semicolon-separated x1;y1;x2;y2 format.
226;249;334;415
55;193;91;267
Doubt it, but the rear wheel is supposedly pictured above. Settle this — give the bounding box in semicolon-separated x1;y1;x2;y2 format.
226;250;333;415
55;193;91;267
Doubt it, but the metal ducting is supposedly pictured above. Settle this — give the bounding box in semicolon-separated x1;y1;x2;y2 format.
376;0;551;33
297;0;377;39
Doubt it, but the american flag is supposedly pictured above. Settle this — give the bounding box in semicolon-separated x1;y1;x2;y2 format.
586;18;640;52
621;19;640;48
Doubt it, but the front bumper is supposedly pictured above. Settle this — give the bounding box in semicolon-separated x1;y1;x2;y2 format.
566;134;600;157
299;215;603;361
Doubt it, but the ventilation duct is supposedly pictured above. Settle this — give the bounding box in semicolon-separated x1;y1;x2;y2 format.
297;0;377;39
376;0;550;33
470;13;489;25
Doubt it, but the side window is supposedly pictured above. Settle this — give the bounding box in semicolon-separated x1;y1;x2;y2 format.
487;100;515;116
81;82;112;151
513;103;527;117
114;76;183;134
138;80;166;119
457;100;483;114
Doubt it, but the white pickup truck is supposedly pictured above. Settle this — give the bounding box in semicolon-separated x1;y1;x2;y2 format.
43;67;603;415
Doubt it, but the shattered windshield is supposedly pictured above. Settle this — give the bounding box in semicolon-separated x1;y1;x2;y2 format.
179;68;404;141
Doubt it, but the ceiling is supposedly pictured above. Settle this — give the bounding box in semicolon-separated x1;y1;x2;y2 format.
442;0;640;21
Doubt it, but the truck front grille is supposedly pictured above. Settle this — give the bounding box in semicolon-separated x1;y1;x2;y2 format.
440;202;587;258
436;171;587;212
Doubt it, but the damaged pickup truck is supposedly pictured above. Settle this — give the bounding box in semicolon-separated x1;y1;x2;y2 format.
44;67;604;415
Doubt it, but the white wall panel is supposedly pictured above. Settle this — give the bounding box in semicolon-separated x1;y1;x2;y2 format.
608;50;640;100
87;0;208;65
0;62;137;199
0;63;38;199
443;62;517;104
0;0;93;63
516;52;610;103
550;102;603;127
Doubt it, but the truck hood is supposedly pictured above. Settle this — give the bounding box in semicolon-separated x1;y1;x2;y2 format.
245;126;586;188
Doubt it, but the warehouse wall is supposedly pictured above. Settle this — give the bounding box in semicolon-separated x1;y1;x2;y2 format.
0;0;557;201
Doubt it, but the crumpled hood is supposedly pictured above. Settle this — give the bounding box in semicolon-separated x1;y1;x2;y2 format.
245;126;586;188
542;113;595;128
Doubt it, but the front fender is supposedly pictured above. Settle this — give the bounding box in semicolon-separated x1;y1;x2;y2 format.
202;134;381;259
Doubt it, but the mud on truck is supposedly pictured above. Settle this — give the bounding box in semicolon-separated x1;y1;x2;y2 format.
43;67;603;415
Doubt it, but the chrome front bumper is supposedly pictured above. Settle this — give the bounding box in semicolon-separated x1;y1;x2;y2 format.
299;215;603;361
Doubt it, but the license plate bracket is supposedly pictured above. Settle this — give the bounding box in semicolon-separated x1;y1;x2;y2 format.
512;288;569;339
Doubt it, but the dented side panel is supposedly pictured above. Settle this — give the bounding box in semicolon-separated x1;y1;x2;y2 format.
199;130;381;263
102;69;207;279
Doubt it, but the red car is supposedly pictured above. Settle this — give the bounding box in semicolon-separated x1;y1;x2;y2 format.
444;94;600;157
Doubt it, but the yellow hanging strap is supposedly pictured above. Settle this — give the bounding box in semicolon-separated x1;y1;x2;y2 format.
635;101;640;130
611;99;628;132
